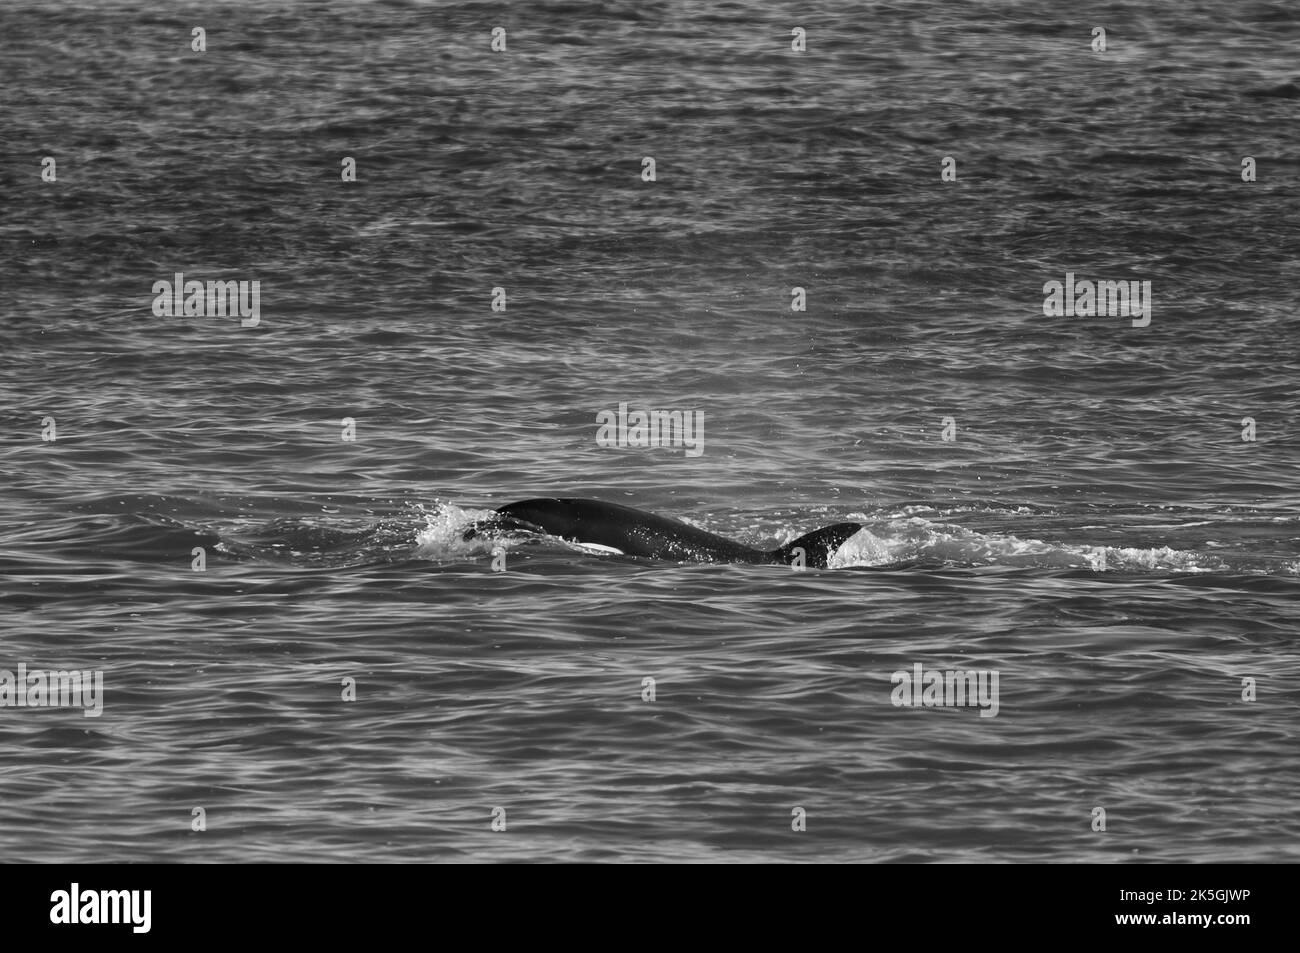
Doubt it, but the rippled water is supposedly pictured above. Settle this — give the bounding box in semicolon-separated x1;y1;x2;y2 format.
2;0;1298;862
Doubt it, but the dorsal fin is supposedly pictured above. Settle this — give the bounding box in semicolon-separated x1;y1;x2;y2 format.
769;523;863;569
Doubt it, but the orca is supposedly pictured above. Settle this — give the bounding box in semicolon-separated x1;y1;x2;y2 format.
464;498;862;568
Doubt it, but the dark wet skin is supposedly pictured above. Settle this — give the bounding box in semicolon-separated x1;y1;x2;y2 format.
465;498;863;568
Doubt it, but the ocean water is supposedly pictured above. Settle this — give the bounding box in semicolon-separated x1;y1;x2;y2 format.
1;0;1298;862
